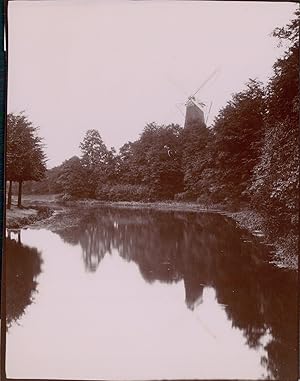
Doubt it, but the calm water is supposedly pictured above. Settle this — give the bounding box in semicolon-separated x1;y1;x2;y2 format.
5;207;298;380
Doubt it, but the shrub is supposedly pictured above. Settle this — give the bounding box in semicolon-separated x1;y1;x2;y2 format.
96;184;151;202
174;191;196;202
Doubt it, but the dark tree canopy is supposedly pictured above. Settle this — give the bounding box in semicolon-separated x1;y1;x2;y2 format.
6;112;47;182
57;156;88;199
249;10;299;239
79;129;111;198
211;79;265;201
6;112;47;207
117;123;184;199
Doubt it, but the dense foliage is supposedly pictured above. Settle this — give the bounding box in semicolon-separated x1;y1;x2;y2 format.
249;11;299;252
115;123;184;200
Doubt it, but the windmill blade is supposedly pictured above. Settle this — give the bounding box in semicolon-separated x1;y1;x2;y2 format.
205;101;213;125
191;68;219;98
166;75;190;97
176;103;185;116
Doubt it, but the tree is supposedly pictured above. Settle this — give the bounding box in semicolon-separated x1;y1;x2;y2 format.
250;10;299;238
114;123;184;200
181;120;211;200
116;142;137;184
128;123;184;200
57;156;87;199
79;129;110;197
6;112;47;208
267;10;299;126
211;79;265;203
105;147;119;184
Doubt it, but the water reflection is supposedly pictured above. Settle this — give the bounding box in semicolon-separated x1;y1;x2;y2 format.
5;232;43;329
54;207;298;380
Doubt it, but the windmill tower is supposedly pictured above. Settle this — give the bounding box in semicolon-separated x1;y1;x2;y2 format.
184;96;205;127
183;69;218;128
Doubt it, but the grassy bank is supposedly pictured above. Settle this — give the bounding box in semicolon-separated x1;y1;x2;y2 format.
227;209;297;270
6;194;58;229
6;205;54;229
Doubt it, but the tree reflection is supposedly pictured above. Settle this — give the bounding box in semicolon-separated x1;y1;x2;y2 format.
5;235;43;329
57;211;115;272
55;207;298;380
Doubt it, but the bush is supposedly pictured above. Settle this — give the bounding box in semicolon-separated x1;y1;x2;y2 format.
96;184;151;201
174;191;196;202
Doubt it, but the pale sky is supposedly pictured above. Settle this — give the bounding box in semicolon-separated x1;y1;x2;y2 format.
7;0;297;168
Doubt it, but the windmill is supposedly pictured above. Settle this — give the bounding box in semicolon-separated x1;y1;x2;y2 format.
174;69;219;128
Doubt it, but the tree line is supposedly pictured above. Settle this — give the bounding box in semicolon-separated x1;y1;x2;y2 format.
7;12;298;246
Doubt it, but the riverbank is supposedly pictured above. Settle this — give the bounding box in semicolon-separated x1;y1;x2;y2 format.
5;194;60;229
226;209;298;270
6;205;54;229
5;195;297;270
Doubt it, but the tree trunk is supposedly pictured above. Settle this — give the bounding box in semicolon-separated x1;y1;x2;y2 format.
7;180;12;209
17;180;23;208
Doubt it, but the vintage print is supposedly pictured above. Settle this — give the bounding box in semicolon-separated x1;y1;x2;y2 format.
3;1;299;380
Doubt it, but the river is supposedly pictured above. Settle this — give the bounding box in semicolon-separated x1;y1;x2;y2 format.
5;207;298;380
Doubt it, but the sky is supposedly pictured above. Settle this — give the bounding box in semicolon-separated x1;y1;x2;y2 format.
7;0;298;168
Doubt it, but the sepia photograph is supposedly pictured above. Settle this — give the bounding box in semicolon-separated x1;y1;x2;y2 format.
2;0;299;380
